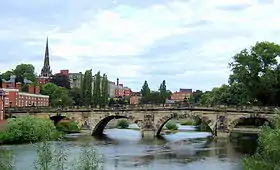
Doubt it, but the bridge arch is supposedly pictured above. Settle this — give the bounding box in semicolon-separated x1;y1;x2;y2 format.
154;112;216;137
92;115;142;136
49;115;67;125
227;115;274;134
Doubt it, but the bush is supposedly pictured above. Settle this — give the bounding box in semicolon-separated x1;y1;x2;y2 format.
0;148;14;170
165;121;178;130
0;116;60;144
180;121;195;126
56;121;80;133
117;119;129;129
243;111;280;169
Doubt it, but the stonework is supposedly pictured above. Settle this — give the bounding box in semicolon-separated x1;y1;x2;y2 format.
8;107;276;138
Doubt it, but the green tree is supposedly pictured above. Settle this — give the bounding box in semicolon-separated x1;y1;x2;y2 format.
1;71;13;81
82;70;93;106
13;64;36;84
100;74;109;108
159;80;167;104
229;41;280;106
140;80;150;104
141;80;150;97
69;87;83;106
41;83;72;107
92;71;101;107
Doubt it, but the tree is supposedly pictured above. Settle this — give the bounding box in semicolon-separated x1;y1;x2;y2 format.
100;74;109;107
0;71;13;81
81;70;93;106
159;80;167;104
192;90;203;103
69;87;83;106
229;41;280;106
92;71;101;107
141;80;150;97
140;80;151;104
41;83;72;107
49;73;70;89
13;64;36;84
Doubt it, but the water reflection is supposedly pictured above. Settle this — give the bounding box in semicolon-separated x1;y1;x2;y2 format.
0;126;257;170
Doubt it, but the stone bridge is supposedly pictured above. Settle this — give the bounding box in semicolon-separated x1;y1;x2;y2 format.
6;106;277;138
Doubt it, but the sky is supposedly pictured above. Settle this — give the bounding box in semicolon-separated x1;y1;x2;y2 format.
0;0;280;92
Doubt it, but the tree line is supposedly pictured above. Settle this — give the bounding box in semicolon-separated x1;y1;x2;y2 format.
139;80;172;105
0;66;109;107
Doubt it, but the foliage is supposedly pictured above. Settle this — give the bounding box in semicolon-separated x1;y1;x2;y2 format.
92;71;101;107
0;116;60;144
69;87;83;106
73;144;104;170
180;121;195;126
56;121;80;132
33;141;69;170
49;73;71;89
0;148;14;170
82;69;93;106
140;80;150;98
117;119;129;129
159;80;168;104
41;83;73;107
243;111;280;169
165;121;178;130
199;41;280;107
0;64;36;84
140;80;171;105
100;73;109;108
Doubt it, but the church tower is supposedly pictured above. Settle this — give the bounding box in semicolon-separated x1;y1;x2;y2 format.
40;37;52;77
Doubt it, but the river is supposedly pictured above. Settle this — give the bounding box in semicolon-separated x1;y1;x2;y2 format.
1;125;257;170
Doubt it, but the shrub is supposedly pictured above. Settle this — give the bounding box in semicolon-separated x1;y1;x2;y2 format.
0;116;60;144
56;121;80;132
73;144;103;170
0;148;14;170
243;111;280;169
165;121;178;130
117;119;129;129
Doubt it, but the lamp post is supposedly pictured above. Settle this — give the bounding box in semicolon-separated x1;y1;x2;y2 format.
0;89;6;120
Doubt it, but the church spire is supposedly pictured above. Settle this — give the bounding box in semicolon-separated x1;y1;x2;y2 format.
40;37;52;77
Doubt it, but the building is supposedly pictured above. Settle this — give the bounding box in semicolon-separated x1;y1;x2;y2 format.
171;88;192;101
69;72;83;89
36;37;52;85
1;79;49;107
113;78;132;97
108;81;118;98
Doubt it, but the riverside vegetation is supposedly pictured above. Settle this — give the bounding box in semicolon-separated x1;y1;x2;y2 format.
0;116;103;170
243;110;280;170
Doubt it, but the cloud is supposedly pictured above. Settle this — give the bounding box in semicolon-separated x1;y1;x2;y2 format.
1;0;280;92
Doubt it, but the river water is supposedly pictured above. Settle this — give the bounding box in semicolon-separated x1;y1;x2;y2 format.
1;125;257;170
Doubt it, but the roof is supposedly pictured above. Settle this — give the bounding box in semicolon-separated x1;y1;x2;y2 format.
179;88;192;93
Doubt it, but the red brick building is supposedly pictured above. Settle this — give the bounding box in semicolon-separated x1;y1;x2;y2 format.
171;88;192;101
115;84;132;97
0;82;49;120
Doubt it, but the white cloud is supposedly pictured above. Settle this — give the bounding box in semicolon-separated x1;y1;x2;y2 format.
1;0;280;91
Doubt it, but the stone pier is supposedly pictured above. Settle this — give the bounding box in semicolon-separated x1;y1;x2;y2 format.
141;129;156;139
